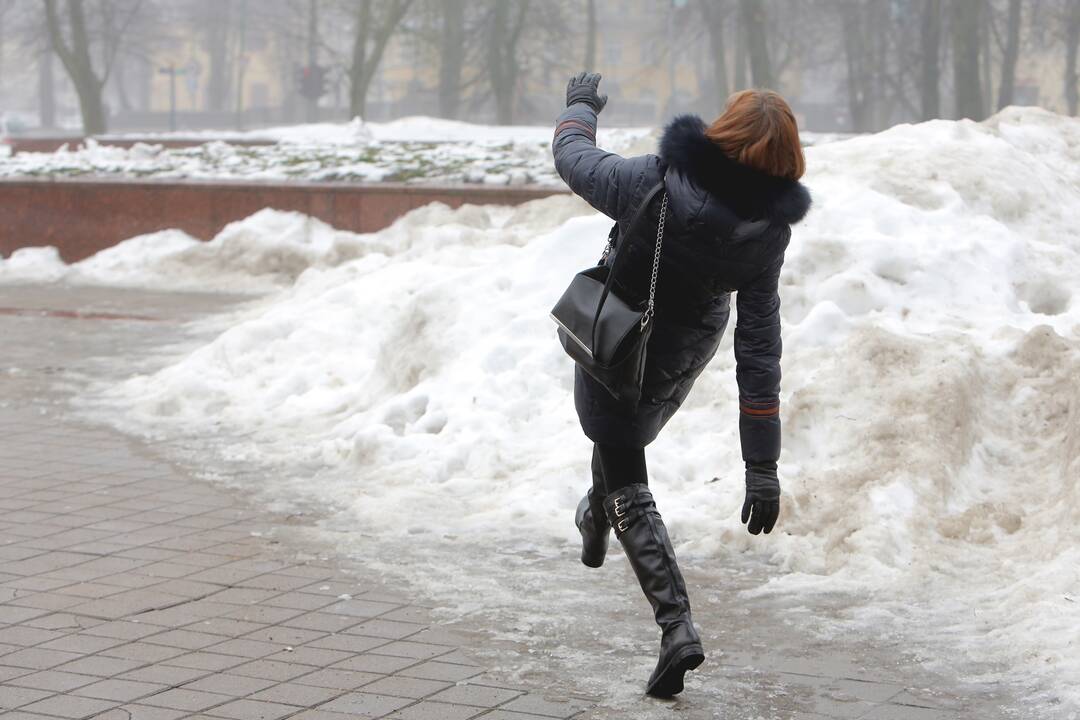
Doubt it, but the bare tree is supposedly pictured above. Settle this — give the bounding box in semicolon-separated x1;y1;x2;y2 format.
486;0;530;124
739;0;774;88
43;0;143;134
951;0;985;119
348;0;413;119
699;0;729;107
1067;0;1080;115
842;1;878;132
919;0;941;120
584;0;596;70
439;0;466;118
996;0;1022;109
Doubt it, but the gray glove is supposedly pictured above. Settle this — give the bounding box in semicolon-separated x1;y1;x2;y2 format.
742;462;780;535
566;71;608;113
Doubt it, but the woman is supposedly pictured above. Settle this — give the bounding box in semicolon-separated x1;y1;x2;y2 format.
553;73;811;698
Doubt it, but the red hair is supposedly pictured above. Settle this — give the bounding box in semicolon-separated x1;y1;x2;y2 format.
705;89;805;180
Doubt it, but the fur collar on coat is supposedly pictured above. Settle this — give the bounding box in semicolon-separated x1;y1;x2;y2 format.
658;114;812;225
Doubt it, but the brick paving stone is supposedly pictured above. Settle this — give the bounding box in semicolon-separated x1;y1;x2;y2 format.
357;675;453;699
119;664;210;685
100;641;188;663
346;619;427;640
480;712;569;720
386;701;487;720
861;705;961;720
141;687;233;711
304;632;389;654
398;661;484;683
0;684;54;709
428;684;524;708
7;669;99;692
71;678;169;702
370;640;451;660
319;691;413;717
96;705;189;720
19;693;120;719
498;694;590;718
288;711;354;720
293;667;383;691
248;682;343;706
330;653;419;675
229;658;317;682
182;672;279;696
204;698;301;720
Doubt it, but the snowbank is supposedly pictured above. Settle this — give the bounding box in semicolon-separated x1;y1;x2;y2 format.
39;106;1080;706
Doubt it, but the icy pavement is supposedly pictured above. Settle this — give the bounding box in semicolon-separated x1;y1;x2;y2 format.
0;286;589;720
0;284;1031;719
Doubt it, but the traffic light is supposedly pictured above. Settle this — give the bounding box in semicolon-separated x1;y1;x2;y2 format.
297;65;328;100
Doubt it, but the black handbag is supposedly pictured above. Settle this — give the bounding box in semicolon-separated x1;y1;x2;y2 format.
550;180;668;408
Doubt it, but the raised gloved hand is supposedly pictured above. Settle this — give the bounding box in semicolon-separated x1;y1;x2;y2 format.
566;71;608;113
742;462;781;535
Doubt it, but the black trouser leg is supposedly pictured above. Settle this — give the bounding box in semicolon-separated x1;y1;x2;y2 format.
590;444;606;497
595;442;648;492
576;445;612;568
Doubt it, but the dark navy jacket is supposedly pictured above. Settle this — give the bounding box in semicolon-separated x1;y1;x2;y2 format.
552;102;811;466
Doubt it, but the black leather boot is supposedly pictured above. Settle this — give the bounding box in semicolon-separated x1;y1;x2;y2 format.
575;447;610;567
604;483;704;698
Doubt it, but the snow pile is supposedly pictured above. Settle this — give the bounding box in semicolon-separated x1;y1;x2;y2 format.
0;200;591;293
56;106;1080;705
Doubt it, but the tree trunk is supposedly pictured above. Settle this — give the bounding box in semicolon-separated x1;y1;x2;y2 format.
1067;0;1080;115
733;12;747;90
738;0;774;88
487;0;529;124
349;0;413;120
439;0;466;118
584;0;596;69
919;0;940;120
842;3;871;132
348;1;372;119
700;0;728;109
44;0;107;134
205;3;232;113
306;0;319;122
997;0;1021;109
39;25;56;128
951;0;985;120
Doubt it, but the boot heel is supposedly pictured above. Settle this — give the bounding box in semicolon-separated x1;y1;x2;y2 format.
646;643;704;698
576;491;609;568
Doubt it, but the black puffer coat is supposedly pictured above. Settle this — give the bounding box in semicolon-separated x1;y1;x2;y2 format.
552;103;812;466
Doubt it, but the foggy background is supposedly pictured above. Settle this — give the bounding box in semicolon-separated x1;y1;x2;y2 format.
0;0;1078;136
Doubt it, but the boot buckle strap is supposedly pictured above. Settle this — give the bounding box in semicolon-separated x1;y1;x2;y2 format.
613;496;627;518
616;517;630;533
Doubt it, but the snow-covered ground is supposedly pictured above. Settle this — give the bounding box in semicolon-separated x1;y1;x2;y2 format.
0;114;839;185
4;106;1079;713
0;116;653;185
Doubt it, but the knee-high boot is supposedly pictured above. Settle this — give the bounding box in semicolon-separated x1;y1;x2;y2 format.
575;446;610;568
603;483;704;698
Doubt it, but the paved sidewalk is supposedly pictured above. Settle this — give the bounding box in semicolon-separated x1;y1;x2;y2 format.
0;286;588;720
0;284;1029;720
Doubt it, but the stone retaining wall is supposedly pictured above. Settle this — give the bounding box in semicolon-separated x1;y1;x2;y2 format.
0;177;566;262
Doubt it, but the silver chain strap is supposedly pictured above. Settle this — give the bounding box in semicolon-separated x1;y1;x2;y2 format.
641;192;668;329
